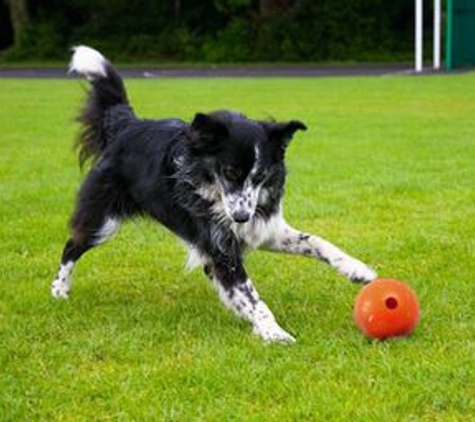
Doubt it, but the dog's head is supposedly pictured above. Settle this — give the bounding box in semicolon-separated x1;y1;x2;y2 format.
190;111;307;223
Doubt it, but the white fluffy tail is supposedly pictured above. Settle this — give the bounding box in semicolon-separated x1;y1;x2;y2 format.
69;45;108;80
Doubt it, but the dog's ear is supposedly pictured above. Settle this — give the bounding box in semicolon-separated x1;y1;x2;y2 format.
265;120;307;152
190;113;228;154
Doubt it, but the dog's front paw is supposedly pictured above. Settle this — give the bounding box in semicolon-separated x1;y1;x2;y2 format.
336;257;377;283
253;322;296;344
51;278;71;299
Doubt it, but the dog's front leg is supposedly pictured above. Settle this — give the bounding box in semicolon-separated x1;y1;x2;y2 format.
264;219;376;283
212;274;296;344
201;230;295;344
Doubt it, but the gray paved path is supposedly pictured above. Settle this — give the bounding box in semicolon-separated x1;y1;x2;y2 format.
0;63;445;79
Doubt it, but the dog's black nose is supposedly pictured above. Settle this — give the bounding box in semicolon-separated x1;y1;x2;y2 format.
232;210;250;223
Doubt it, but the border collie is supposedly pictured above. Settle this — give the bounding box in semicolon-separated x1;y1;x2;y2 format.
51;46;376;343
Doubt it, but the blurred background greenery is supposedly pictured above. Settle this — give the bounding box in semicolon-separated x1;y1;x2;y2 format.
1;0;428;63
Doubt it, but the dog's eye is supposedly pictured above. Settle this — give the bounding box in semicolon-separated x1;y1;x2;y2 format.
223;166;242;182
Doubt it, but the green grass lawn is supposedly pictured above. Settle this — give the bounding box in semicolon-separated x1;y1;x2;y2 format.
1;72;475;421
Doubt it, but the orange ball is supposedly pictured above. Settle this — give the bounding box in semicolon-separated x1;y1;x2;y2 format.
354;278;420;339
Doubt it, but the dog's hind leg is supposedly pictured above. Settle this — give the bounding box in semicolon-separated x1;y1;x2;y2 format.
52;239;92;299
51;170;123;298
262;215;376;283
51;217;121;298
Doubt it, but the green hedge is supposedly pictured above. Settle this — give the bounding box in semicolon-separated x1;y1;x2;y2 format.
1;0;420;62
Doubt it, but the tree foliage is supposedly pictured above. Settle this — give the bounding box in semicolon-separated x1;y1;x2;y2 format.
1;0;417;62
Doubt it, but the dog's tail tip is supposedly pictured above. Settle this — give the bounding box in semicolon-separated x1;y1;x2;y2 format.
69;45;108;80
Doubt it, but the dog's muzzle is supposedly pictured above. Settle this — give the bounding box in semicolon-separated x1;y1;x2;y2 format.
223;188;259;224
231;209;251;223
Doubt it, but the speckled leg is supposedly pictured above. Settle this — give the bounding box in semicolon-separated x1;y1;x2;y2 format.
51;218;121;299
211;276;296;344
265;222;376;283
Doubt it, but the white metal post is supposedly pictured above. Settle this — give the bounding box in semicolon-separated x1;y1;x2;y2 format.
415;0;423;72
433;0;441;69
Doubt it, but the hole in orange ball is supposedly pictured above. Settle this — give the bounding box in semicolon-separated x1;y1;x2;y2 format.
385;297;398;310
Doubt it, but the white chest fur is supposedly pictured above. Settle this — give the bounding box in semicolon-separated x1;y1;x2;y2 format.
185;211;285;271
230;210;285;249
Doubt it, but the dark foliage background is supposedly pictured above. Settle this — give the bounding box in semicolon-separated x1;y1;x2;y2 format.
1;0;432;62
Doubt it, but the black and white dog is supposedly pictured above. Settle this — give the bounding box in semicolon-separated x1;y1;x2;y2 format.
52;46;376;343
